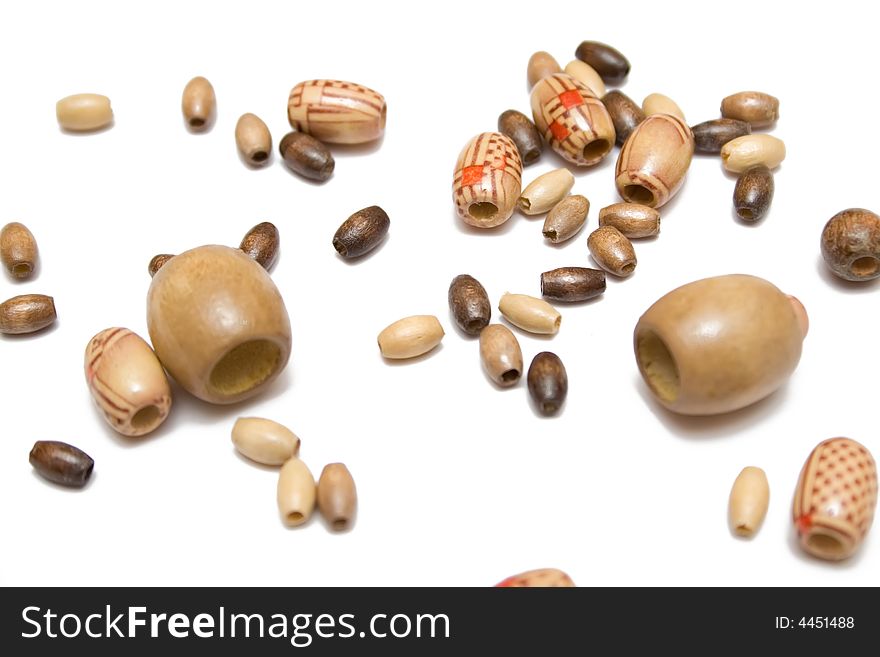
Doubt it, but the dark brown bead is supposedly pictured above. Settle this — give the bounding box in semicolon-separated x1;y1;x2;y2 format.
527;352;568;415
733;165;774;222
332;206;390;258
574;41;630;84
448;274;491;335
541;267;606;302
29;440;94;487
279;131;335;182
691;118;751;154
497;109;543;166
602;91;645;146
821;209;880;281
0;293;56;334
148;254;174;277
240;221;279;270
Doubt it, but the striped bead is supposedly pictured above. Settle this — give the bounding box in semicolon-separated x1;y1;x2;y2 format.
452;132;522;228
287;79;386;144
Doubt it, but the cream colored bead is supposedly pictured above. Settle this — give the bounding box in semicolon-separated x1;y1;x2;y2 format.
728;467;769;537
642;93;685;122
498;293;561;335
721;134;786;173
181;76;216;130
277;458;316;527
235;113;272;166
377;315;444;359
56;94;113;131
231;417;300;465
563;60;606;97
518;168;575;215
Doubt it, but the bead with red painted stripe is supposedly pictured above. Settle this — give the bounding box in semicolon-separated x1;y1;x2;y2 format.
287;79;386;144
452;132;522;228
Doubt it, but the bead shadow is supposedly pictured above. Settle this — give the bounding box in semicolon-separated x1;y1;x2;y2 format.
815;255;880;293
379;343;444;366
330;135;385;158
59;120;115;136
499;319;557;342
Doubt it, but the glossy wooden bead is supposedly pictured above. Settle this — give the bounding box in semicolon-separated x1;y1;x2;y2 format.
720;134;785;173
518;168;574;215
497;110;543;167
0;294;56;334
148;254;174;277
588;226;636;277
333;206;390;258
181;76;215;131
602;90;645;146
498;293;560;335
288;79;386;144
530;74;616;166
820;209;880;281
541;267;605;302
232;417;300;466
29;441;94;488
317;463;357;531
496;568;575;587
793;438;877;561
563;60;605;97
85;328;172;436
721;91;779;128
598;203;660;238
574;40;630;84
1;222;38;279
729;467;769;537
279;131;335;182
147;245;292;405
56;93;112;131
452;132;522;228
615;114;694;208
691;118;751;154
527;352;568;415
235;113;272;166
634;274;807;415
277;458;316;527
642;93;685;122
240;221;279;270
734;165;774;222
543;195;590;243
527;51;562;88
448;274;491;336
479;324;523;387
377;315;444;359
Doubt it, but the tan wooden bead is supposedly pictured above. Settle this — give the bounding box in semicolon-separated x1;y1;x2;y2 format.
588;226;637;277
288;79;386;144
377;315;444;359
235;113;272;166
0;222;38;279
452;132;522;228
498;293;561;335
642;93;686;122
598;203;660;238
728;467;769;537
543;195;590;243
317;463;357;531
277;458;316;527
0;294;55;334
495;568;575;587
527;51;562;88
563;59;605;97
231;417;300;466
56;93;113;131
721;91;779;129
720;134;786;173
479;324;523;387
181;76;216;131
518;168;575;215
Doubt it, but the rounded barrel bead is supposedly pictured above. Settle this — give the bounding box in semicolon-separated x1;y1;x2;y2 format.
820;208;880;281
452;132;522;228
288;79;386;144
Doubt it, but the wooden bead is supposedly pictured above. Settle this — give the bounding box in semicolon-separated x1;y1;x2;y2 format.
496;568;575;587
563;59;605;97
148;254;174;277
147;245;291;405
479;324;523;387
377;315;444;359
691;118;751;154
642;93;685;122
526;51;562;88
820;208;880;281
277;458;316;527
733;165;774;222
288;79;386;144
528;352;568;415
29;441;94;488
279;131;335;182
615;114;694;208
0;222;38;279
574;40;630;84
235;113;272;166
530;74;616;166
602;90;645;146
332;206;390;259
793;438;877;561
452;132;522;228
448;274;491;336
317;463;357;531
232;417;300;466
728;467;769;537
720;134;785;173
543;195;590;243
721;91;779;128
55;93;112;132
181;76;215;131
634;274;806;415
541;267;605;302
497;110;543;167
85;328;172;437
498;293;560;335
598;203;660;238
0;294;55;334
240;221;279;270
518;168;575;215
588;226;636;277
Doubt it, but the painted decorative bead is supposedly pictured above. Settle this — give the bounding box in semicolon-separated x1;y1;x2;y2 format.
820;208;880;281
287;79;386;144
495;568;575;587
793;438;877;561
452;132;522;228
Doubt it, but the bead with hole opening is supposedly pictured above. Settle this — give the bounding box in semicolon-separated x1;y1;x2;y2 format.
448;274;491;336
277;458;316;527
333;206;389;259
733;165;774;222
519;168;574;215
235;113;272;166
1;222;38;279
543;195;590;243
479;324;523;387
181;77;215;131
453;132;522;228
820;208;880;281
728;467;769;538
588;226;636;276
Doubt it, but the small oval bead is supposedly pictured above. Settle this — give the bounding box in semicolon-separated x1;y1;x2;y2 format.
496;568;575;587
720;134;785;173
56;93;113;132
563;60;606;97
0;294;56;334
448;274;491;336
541;267;606;302
598;203;660;238
333;206;390;258
527;352;568;415
277;458;316;527
240;221;279;270
452;132;522;228
820;208;880;281
574;40;630;84
527;51;562;88
279;131;335;182
317;463;357;531
235;113;272;166
29;441;94;488
518;168;575;215
543;195;590;243
84;328;172;437
498;293;561;335
181;76;216;131
642;93;685;122
733;165;774;222
588;226;637;277
377;315;444;359
497;110;543;167
288;79;386;144
602;90;645;146
479;324;523;387
721;91;779;128
1;222;38;279
148;254;174;277
232;417;300;465
728;466;769;537
691;118;751;154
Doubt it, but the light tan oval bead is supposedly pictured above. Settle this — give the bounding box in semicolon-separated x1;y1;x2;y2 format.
231;417;300;466
588;226;637;277
377;315;444;359
288;79;386;144
728;467;769;537
721;134;786;173
498;293;561;335
479;324;523;386
235;113;272;166
518;168;575;215
181;76;216;130
317;463;357;531
56;93;113;132
84;328;172;437
453;132;523;228
0;222;38;279
543;194;590;243
277;458;316;527
527;51;562;88
563;60;606;97
496;568;575;587
598;203;660;238
642;93;686;122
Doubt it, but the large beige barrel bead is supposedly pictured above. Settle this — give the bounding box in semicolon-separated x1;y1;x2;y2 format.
721;134;786;173
277;458;316;527
56;93;113;132
231;417;300;465
288;79;386;144
452;132;522;228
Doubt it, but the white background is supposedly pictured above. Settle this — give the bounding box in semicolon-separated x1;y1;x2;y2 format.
1;0;877;587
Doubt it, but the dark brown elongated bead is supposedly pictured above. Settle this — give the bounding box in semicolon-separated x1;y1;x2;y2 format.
734;165;774;222
541;267;606;302
821;209;880;281
279;131;334;182
527;352;568;415
333;206;390;258
0;294;56;334
448;274;491;335
240;221;279;270
602;90;645;146
148;254;174;277
497;109;543;166
29;441;94;487
574;41;630;84
691;118;751;154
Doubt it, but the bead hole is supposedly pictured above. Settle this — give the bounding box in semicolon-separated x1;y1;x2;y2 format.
542;229;557;241
12;263;32;277
636;329;680;402
465;319;485;333
251;151;268;163
131;405;161;431
287;512;304;523
851;256;880;278
806;532;846;558
523;149;540;165
621;263;635;275
737;208;755;220
501;369;520;383
583;139;611;160
332;519;348;531
189;118;205;128
468;202;498;221
209;339;282;397
623;185;655;205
